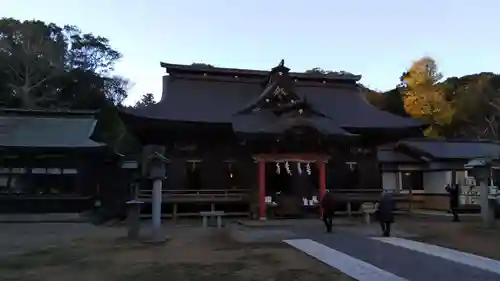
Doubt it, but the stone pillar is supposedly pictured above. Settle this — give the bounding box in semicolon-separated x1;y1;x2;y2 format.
258;160;266;220
152;179;162;234
480;180;495;228
143;145;167;242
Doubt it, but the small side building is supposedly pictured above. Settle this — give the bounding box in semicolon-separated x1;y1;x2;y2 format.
379;139;500;211
0;109;120;213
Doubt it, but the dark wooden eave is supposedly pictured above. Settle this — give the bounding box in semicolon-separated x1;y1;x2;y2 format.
395;139;500;161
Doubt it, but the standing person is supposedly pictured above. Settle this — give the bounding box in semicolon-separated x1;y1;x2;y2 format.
321;191;335;233
445;183;460;222
376;190;395;237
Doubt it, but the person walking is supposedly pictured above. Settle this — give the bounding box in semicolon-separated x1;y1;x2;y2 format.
376;190;395;237
321;191;335;233
445;183;460;222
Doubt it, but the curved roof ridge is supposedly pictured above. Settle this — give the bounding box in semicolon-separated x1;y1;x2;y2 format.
160;62;362;82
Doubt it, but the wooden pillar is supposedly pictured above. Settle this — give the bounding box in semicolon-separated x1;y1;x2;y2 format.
318;160;327;218
258;160;267;220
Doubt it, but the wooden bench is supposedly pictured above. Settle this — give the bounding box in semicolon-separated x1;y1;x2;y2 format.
200;211;225;228
361;202;377;225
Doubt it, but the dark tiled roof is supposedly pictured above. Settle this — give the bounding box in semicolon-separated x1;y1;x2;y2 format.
232;111;355;137
124;78;259;123
0;110;104;148
397;140;500;160
377;146;420;163
123;68;424;130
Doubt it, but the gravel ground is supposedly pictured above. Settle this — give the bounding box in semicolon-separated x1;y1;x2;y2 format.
0;223;123;257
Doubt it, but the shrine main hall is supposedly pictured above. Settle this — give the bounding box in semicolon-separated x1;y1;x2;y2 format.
119;60;426;220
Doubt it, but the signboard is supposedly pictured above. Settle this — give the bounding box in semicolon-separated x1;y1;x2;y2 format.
460;184;499;205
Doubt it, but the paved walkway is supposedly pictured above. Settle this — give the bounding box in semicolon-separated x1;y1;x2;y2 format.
289;225;500;281
285;239;408;281
374;237;500;275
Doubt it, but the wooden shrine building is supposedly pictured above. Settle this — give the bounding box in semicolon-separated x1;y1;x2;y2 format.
119;60;426;220
0;109;121;213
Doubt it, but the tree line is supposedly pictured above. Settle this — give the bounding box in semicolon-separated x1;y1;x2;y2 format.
1;18;499;156
307;59;500;140
365;57;500;140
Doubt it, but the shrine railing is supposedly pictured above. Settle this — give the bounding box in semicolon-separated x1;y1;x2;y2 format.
139;189;250;202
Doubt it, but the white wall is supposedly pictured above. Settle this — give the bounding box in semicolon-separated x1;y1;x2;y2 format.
380;166;469;193
382;172;398;191
423;171;450;193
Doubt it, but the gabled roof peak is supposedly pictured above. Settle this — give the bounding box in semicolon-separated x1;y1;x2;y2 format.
270;59;290;74
235;63;308;116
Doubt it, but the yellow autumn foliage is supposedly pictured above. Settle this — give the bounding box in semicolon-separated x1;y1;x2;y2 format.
401;57;454;137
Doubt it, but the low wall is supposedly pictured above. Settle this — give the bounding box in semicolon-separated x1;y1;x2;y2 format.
422;194;449;210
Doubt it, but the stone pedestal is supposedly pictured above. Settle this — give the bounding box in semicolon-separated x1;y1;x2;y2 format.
480;182;496;228
126;199;143;239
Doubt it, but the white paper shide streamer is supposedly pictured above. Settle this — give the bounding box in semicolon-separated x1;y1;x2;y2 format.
276;162;281;174
297;162;302;175
285;161;292;175
306;163;311;175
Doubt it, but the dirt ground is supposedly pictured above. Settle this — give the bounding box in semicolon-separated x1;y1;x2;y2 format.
0;224;353;281
395;216;500;260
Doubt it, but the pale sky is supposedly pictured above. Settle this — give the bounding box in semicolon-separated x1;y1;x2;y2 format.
3;0;499;105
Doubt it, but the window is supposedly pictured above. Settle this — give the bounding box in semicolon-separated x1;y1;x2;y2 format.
400;171;423;191
0;167;79;195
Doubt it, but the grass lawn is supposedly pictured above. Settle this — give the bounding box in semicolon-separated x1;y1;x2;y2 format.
0;227;353;281
396;216;500;260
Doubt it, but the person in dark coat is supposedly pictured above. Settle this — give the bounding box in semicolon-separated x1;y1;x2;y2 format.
376;190;395;237
445;183;460;222
321;191;335;233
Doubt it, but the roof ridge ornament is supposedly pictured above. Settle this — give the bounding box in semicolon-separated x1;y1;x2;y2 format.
271;59;290;75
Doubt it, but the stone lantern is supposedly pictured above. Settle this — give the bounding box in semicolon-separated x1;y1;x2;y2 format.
465;158;496;228
143;145;169;242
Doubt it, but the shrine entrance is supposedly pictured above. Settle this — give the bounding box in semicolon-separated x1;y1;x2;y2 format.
254;154;329;220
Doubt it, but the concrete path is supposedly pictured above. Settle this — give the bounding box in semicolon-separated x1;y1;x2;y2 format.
285;239;408;281
290;225;500;281
374;237;500;275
